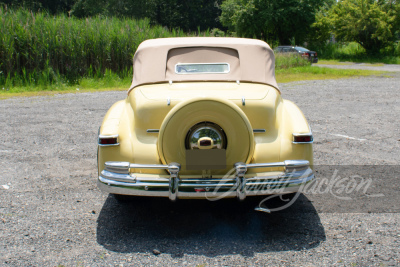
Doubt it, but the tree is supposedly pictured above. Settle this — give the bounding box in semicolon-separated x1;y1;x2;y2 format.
0;0;76;14
309;0;336;46
315;0;399;53
147;0;223;32
71;0;150;18
71;0;223;32
220;0;327;44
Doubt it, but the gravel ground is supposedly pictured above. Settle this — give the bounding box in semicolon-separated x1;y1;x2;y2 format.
315;62;400;72
0;72;399;266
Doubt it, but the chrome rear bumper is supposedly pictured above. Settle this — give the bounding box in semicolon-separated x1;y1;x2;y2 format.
97;160;315;201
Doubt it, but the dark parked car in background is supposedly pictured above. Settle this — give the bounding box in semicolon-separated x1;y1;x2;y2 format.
275;46;318;63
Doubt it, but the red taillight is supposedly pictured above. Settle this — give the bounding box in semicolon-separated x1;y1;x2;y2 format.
98;135;119;146
303;52;309;56
315;52;317;56
293;134;313;143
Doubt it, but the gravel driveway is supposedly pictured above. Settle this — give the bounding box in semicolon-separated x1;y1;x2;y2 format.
1;73;399;266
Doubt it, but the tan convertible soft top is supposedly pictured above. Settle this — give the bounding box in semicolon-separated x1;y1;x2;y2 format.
128;37;278;94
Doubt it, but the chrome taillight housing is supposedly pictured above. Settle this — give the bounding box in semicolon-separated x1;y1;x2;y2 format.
98;135;119;146
292;133;313;144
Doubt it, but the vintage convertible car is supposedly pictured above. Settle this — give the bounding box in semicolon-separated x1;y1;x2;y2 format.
97;37;314;211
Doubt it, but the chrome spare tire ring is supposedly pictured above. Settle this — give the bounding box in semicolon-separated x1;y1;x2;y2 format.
185;122;227;150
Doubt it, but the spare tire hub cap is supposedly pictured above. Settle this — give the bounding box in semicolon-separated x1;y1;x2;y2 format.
185;122;227;150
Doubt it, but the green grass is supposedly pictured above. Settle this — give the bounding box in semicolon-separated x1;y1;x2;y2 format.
0;7;392;98
316;60;354;65
0;7;316;90
275;53;311;69
0;7;204;88
311;42;400;64
0;7;313;94
316;60;385;67
0;71;130;99
276;66;387;83
0;88;126;100
0;66;388;99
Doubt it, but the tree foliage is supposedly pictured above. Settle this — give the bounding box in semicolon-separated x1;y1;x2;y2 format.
309;0;336;46
148;0;223;32
70;0;223;32
220;0;327;44
70;0;150;18
314;0;400;53
2;0;399;54
1;0;223;32
0;0;75;13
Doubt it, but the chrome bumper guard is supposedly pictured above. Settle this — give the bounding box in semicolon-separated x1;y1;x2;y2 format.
98;160;315;201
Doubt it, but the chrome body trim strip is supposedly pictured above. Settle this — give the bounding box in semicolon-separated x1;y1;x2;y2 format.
98;160;314;200
146;129;160;133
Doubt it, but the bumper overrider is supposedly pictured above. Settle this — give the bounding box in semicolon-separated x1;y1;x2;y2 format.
98;160;315;201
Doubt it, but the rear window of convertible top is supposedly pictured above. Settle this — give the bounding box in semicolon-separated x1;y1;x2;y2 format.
175;63;230;74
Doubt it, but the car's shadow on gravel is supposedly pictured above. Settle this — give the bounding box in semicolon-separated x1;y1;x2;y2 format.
96;194;325;257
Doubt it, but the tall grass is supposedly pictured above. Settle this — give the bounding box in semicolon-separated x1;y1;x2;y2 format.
310;42;400;64
0;7;312;90
0;7;202;88
275;53;311;69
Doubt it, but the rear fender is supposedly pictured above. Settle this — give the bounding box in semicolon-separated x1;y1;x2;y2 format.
98;99;134;174
279;100;313;165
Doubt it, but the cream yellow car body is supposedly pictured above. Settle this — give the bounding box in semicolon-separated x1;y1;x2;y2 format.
97;38;314;202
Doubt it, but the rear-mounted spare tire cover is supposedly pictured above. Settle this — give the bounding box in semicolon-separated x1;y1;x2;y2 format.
157;97;254;175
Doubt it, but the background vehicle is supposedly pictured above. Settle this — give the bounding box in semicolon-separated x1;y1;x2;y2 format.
275;46;318;63
97;38;314;211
